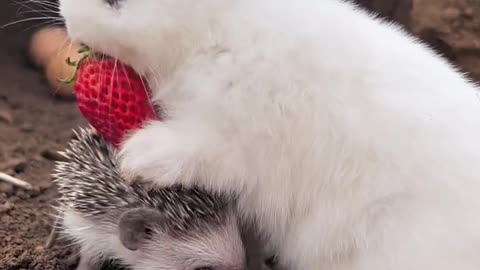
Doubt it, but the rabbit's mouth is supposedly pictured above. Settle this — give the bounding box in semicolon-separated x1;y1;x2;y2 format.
73;40;161;99
72;37;148;74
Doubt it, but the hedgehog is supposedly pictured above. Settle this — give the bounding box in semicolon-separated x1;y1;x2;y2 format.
51;127;249;270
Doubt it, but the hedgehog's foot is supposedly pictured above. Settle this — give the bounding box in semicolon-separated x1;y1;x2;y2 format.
60;248;102;270
75;256;103;270
75;256;93;270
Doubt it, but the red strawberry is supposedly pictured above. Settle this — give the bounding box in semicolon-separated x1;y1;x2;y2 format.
61;47;159;148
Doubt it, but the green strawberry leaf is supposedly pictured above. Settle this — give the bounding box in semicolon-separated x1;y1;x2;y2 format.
57;45;92;87
77;46;90;54
65;57;78;67
57;76;77;85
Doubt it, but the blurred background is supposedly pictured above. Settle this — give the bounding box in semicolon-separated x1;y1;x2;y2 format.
0;0;479;269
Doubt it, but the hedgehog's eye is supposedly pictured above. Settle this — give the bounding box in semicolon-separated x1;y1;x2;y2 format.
265;255;277;268
195;267;214;270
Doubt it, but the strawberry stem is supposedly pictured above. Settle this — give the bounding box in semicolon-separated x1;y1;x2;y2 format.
57;45;92;86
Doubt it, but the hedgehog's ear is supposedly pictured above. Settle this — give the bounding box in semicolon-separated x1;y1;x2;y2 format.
118;207;165;251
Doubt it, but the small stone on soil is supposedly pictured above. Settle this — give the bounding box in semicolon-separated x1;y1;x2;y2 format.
0;108;13;124
41;149;67;162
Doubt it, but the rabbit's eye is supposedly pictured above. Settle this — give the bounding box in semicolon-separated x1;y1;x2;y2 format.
104;0;122;8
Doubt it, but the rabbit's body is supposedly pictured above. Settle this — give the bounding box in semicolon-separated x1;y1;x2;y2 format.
59;0;480;269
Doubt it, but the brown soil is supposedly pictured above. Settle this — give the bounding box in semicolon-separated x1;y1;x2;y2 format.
411;0;480;81
0;1;85;268
0;0;479;269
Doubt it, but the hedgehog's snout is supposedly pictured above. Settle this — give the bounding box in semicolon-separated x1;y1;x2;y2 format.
134;210;247;270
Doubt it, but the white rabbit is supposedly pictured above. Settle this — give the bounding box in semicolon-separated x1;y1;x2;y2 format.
59;0;480;269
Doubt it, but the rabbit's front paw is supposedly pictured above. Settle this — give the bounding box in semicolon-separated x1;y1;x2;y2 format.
118;120;201;188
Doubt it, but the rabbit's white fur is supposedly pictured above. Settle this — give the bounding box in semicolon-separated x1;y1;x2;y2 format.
60;0;480;269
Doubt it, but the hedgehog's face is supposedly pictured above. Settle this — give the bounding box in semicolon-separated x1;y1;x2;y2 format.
118;207;247;270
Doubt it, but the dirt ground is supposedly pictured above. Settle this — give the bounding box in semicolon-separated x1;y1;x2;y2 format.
0;0;479;269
